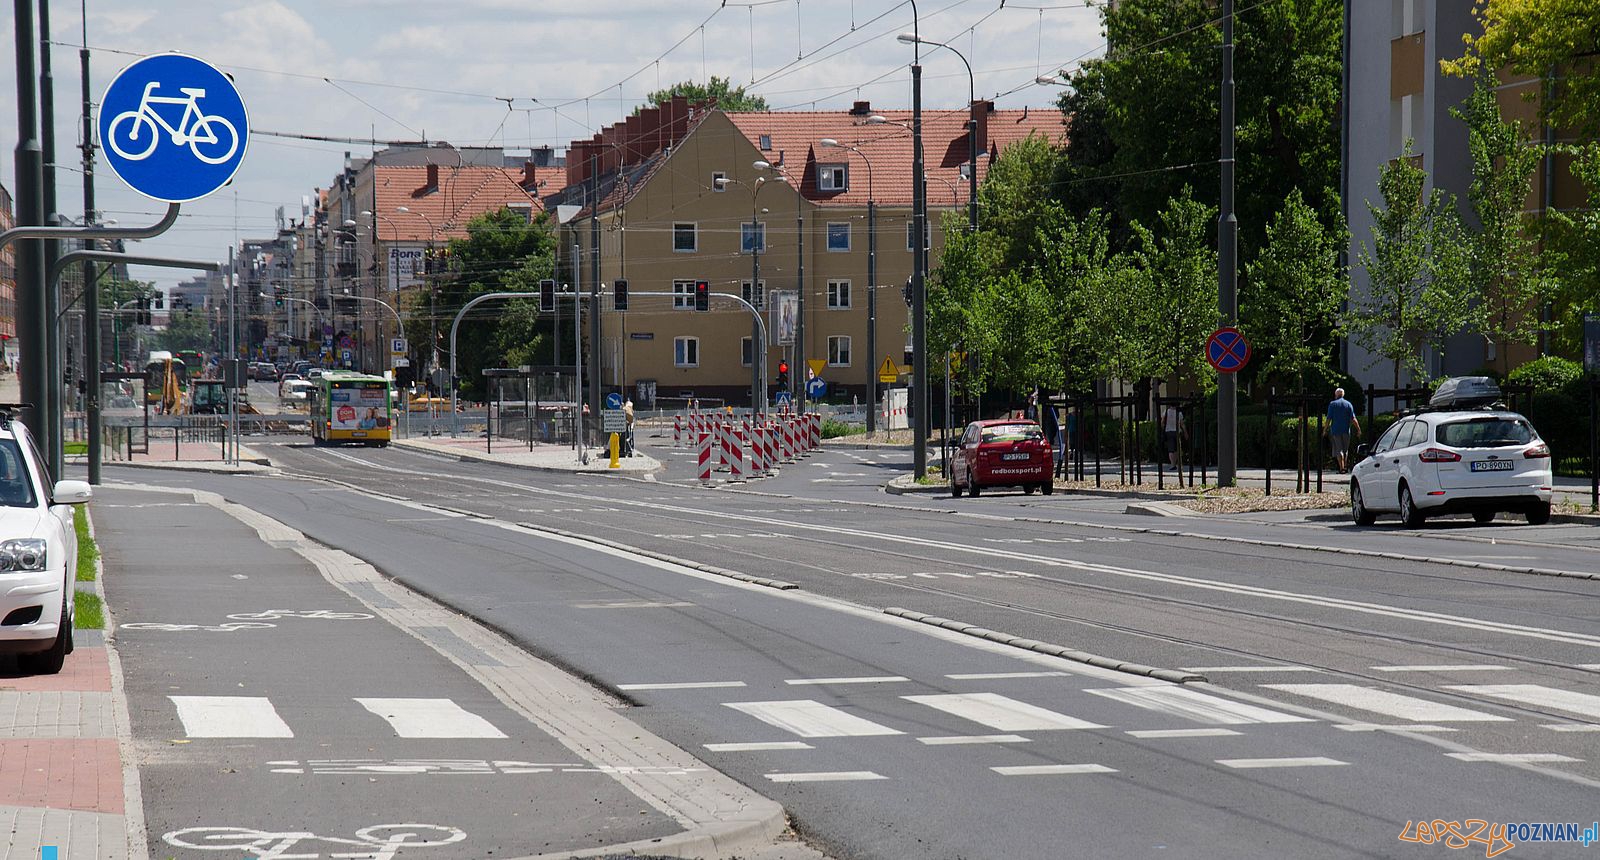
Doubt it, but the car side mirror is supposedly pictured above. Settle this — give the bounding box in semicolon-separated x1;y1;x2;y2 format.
52;480;92;505
1355;444;1369;459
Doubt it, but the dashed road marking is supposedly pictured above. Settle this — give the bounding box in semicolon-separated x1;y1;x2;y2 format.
945;671;1070;681
1369;664;1510;673
1126;728;1242;739
1217;757;1348;769
1262;684;1513;723
619;681;748;691
725;700;904;738
1444;685;1600;720
170;696;294;738
784;676;910;686
1086;686;1312;725
916;734;1030;745
992;764;1116;776
765;770;887;783
902;693;1105;732
704;742;814;752
355;698;507;738
1181;666;1321;674
1445;752;1582;763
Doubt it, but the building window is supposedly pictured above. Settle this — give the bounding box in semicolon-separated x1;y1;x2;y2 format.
826;222;850;252
672;223;697;253
741;279;766;310
828;335;852;367
672;279;696;310
674;336;700;367
827;279;851;309
712;171;727;192
741;221;766;254
741;336;754;367
818;164;848;191
906;220;931;251
759;134;772;150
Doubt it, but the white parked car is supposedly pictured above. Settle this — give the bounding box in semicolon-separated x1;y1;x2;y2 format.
0;413;91;673
1350;378;1552;528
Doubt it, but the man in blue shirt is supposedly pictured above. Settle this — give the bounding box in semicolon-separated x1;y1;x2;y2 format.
1326;388;1361;473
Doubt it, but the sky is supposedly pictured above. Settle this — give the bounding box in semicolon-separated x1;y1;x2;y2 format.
1;0;1105;292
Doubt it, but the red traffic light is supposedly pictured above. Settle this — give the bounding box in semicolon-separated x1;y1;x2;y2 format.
778;361;789;375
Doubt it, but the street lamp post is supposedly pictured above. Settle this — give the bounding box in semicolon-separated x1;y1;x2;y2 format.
820;138;877;434
891;9;930;479
754;160;804;413
714;173;772;415
898;32;978;234
362;210;399;372
396;206;439;377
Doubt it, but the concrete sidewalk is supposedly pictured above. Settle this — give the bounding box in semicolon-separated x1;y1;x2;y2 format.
393;435;663;476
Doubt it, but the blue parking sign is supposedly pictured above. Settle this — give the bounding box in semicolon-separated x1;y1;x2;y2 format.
98;53;249;203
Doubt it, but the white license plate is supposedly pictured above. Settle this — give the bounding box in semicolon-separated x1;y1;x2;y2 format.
1001;452;1030;461
352;431;367;438
1470;460;1513;472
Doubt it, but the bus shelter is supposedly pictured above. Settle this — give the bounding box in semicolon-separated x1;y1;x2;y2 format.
483;367;580;451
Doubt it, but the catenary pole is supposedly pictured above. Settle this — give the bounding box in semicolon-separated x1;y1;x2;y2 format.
80;6;101;484
1217;0;1239;486
40;0;65;472
13;0;47;446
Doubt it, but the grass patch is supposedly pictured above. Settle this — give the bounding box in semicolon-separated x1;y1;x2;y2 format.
914;467;945;486
821;419;861;439
74;591;104;630
74;508;98;582
64;441;87;455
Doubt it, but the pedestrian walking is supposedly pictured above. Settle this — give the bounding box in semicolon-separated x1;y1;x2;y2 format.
1160;401;1185;470
623;398;636;457
1024;389;1039;421
1325;387;1361;473
1038;396;1061;477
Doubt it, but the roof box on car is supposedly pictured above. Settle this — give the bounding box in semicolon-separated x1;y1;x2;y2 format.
1429;376;1503;410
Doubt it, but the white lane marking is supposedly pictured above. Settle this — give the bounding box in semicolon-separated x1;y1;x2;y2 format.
992;764;1116;776
1445;752;1583;763
354;698;507;739
1217;757;1348;769
945;672;1070;680
445;475;1600;651
314;447;417;474
1369;664;1510;673
574;600;695;609
618;681;748;691
1181;666;1321;674
916;734;1031;745
1542;724;1600;732
170;696;293;738
784;676;910;686
1126;728;1242;739
704;742;814;751
1262;684;1513;723
1578;664;1600;671
1086;686;1312;725
765;771;887;783
902;693;1106;731
1334;724;1457;733
1445;685;1600;719
725;700;903;738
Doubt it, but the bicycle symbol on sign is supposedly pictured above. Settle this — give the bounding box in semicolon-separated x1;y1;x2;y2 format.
163;823;465;859
106;80;240;165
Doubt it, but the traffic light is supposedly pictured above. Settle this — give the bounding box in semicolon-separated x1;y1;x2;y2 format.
539;279;555;312
903;275;913;307
613;278;628;311
776;361;790;390
274;292;284;309
694;279;710;312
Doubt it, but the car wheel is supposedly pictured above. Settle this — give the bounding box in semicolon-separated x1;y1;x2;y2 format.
1526;503;1552;526
20;601;70;675
1042;481;1054;496
1351;481;1376;526
1023;484;1036;495
968;470;981;498
1399;484;1425;529
1472;511;1495;524
950;471;963;498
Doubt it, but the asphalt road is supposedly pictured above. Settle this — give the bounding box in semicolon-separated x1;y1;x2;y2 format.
87;436;1600;859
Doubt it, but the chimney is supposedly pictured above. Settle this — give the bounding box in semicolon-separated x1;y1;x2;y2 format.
523;160;538;187
849;100;871;116
970;100;994;163
422;163;439;194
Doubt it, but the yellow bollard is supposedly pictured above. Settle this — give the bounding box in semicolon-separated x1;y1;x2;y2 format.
608;432;621;468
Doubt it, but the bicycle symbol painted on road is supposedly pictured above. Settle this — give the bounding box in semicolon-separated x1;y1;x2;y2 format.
227;609;375;621
163;823;464;860
120;610;373;632
106;81;239;165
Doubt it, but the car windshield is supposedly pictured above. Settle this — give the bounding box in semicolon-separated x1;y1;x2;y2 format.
980;424;1043;443
0;439;37;507
1436;416;1535;448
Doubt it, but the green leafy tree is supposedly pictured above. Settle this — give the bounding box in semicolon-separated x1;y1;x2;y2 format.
1126;189;1218;389
1453;78;1552;374
641;76;768;113
1442;0;1600;136
412;208;556;399
1547;143;1600;354
155;311;212;353
1243;189;1346;388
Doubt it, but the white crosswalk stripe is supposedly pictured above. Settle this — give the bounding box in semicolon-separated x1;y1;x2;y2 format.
355;698;507;738
724;700;903;738
170;696;294;738
1086;686;1312;725
1443;685;1600;720
902;693;1105;731
1263;684;1512;723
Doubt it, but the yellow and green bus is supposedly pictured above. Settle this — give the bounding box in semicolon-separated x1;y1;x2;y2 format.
308;371;393;447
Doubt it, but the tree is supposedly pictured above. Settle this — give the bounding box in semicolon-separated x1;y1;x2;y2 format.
1441;0;1600;136
155;311;212;353
1547;143;1600;354
1453;78;1552;374
412;207;557;399
1127;189;1218;389
1244;189;1346;388
640;76;768;113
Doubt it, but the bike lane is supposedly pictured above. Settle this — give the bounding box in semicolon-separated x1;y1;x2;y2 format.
93;485;698;860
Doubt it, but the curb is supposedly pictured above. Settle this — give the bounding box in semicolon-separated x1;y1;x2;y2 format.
884;607;1205;684
1123;501;1203;517
391;439;664;477
99;460;276;475
885;476;944;495
85;508;152;860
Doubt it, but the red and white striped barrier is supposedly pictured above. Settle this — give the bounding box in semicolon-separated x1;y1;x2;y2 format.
807;413;819;450
762;422;776;476
782;418;797;463
672;415;682;447
716;422;730;471
727;426;746;482
743;420;761;477
697;431;712;485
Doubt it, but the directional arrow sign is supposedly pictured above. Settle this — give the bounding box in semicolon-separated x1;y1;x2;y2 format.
806;376;827;398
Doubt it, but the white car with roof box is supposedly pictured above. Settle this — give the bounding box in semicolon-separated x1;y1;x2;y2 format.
0;410;91;673
1350;377;1553;528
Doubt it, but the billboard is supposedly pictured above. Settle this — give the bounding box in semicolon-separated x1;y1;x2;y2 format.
387;245;426;292
329;382;390;432
771;290;797;346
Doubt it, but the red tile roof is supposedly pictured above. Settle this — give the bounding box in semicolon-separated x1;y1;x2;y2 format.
372;165;544;243
725;105;1064;207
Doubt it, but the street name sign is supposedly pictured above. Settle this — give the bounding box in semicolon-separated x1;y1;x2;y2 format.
1205;327;1251;374
99;53;249;203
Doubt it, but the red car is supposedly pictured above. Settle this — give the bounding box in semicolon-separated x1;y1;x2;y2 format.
950;419;1054;497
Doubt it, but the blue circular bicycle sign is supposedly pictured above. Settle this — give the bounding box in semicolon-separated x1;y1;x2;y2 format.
98;53;248;203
